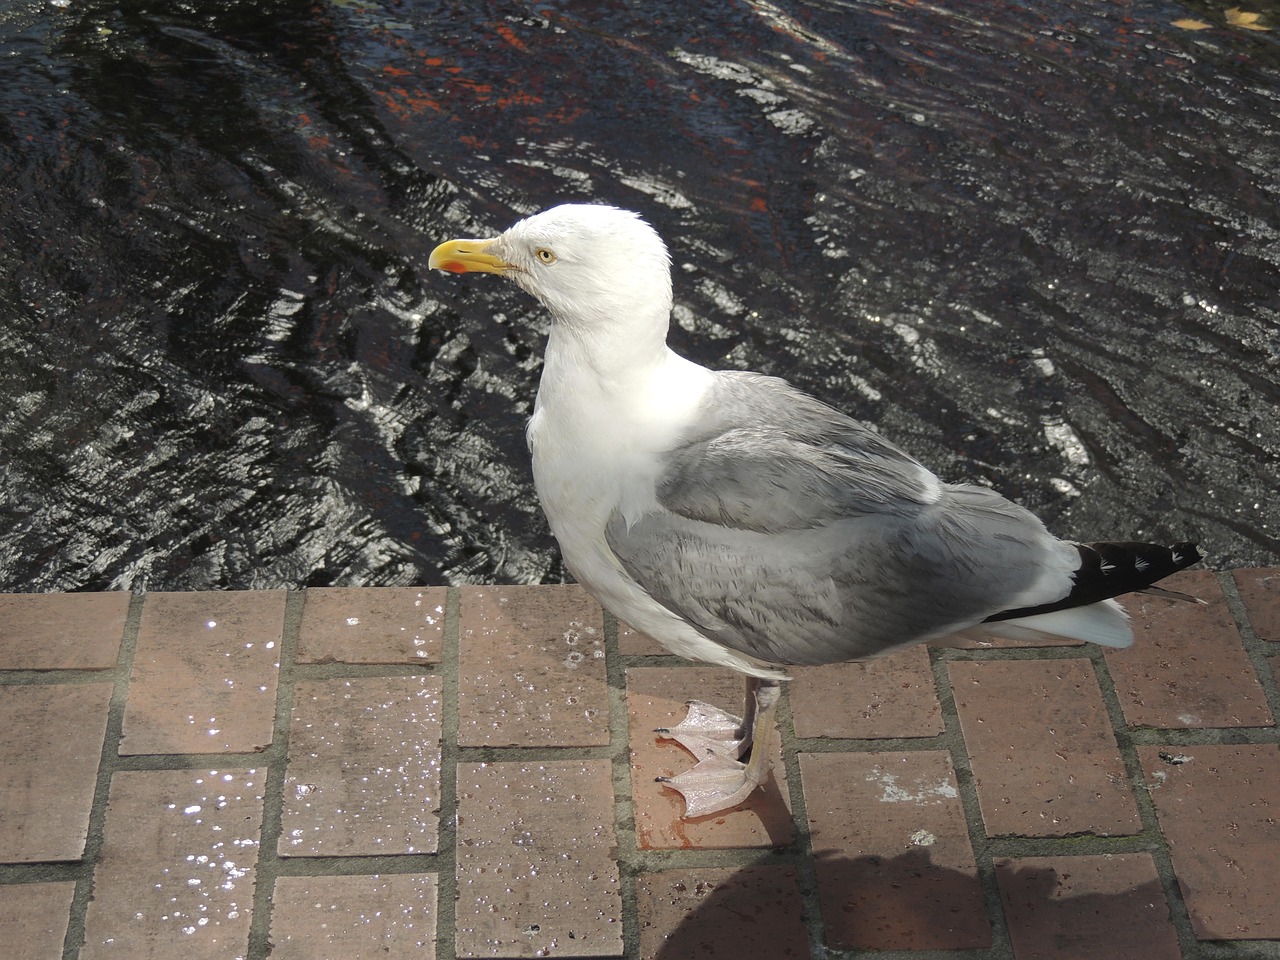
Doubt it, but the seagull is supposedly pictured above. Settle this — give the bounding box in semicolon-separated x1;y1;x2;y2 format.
429;204;1201;818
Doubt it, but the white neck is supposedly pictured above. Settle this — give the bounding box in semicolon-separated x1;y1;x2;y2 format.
535;267;672;373
530;312;714;478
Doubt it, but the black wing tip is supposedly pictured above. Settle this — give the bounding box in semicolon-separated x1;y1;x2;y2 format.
985;538;1204;624
1091;539;1202;575
1079;539;1204;590
1169;541;1203;570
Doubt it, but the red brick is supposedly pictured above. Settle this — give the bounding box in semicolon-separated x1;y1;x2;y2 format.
296;586;446;664
635;866;809;959
1106;572;1271;728
617;620;670;657
949;659;1140;836
80;768;263;960
930;631;1082;650
121;591;284;755
0;881;76;960
454;759;621;958
457;585;609;747
0;683;112;862
789;646;943;739
269;874;438;959
0;592;127;670
799;751;989;951
1233;568;1280;642
1140;744;1280;940
995;854;1180;960
626;667;792;850
279;677;443;857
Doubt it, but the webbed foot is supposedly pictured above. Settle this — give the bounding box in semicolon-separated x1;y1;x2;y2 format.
655;699;748;761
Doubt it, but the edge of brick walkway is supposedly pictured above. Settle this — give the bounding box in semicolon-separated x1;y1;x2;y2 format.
0;570;1277;958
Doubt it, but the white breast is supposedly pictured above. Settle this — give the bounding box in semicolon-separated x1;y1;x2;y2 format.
527;341;710;547
524;340;790;679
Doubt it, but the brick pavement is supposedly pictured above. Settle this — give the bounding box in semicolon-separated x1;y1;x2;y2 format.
0;570;1278;959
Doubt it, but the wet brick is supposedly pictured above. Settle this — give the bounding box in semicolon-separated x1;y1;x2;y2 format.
456;585;609;747
789;646;943;739
454;759;621;958
1140;743;1280;940
949;658;1140;836
269;874;438;959
79;768;263;960
1105;571;1271;728
296;586;446;664
799;750;990;951
279;677;443;857
0;683;112;862
0;591;127;670
635;866;809;959
996;854;1180;960
121;591;284;755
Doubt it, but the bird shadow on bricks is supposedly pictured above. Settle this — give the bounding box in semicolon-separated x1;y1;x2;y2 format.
646;850;1181;960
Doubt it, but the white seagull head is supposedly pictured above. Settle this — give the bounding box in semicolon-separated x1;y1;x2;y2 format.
429;204;674;336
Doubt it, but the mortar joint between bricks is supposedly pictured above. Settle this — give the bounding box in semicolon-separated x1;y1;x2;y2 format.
601;609;643;958
774;678;833;959
430;585;463;960
60;589;146;960
244;587;305;960
928;643;1015;956
1218;570;1280;729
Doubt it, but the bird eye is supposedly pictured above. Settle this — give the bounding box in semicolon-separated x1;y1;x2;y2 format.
535;248;557;264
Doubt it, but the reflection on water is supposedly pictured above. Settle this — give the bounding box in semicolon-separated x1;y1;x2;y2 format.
1;0;1277;592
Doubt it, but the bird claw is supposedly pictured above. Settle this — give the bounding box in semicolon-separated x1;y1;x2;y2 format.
656;753;766;818
655;699;748;761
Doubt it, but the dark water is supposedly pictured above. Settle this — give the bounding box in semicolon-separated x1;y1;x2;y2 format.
2;0;1278;593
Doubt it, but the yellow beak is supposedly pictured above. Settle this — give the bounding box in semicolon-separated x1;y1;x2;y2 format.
428;238;510;275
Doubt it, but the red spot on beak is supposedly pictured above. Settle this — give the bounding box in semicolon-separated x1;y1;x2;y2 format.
440;260;469;274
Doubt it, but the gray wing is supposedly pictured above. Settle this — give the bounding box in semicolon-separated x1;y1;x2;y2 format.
605;372;1069;665
652;372;940;532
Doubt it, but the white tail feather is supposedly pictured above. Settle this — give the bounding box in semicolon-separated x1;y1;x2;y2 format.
982;598;1133;648
930;599;1133;650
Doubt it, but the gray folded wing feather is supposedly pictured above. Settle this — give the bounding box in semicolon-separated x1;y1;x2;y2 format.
605;371;1074;665
651;372;940;531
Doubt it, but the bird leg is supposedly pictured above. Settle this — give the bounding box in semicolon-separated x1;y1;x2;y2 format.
655;677;782;818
